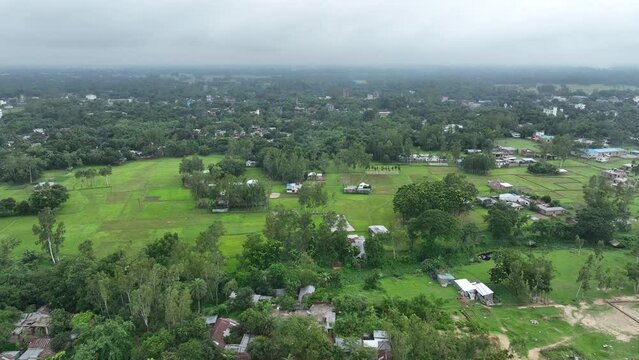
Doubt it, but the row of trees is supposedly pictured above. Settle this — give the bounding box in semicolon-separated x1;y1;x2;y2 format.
74;167;112;187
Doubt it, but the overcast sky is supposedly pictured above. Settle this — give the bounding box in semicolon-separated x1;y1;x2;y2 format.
1;0;638;67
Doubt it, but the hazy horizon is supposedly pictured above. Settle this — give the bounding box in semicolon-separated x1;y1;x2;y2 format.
2;0;639;67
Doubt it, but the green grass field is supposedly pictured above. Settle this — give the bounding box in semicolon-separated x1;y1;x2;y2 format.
0;146;636;259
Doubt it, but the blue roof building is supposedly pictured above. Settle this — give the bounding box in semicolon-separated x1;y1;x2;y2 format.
584;148;627;157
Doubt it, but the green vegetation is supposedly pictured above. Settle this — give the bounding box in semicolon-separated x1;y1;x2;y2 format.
3;69;639;359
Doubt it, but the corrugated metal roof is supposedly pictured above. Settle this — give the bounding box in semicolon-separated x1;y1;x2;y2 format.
454;279;475;292
474;282;494;296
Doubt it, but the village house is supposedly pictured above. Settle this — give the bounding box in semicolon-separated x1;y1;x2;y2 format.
17;338;53;360
208;317;251;359
435;273;455;287
273;303;336;332
343;182;372;194
542;107;558;117
498;193;530;207
476;196;497;207
368;225;389;236
286;182;302;194
307;304;336;331
307;171;325;181
520;148;536;157
601;169;627;181
454;279;494;305
584;148;627;158
443;124;463;133
537;205;566;217
330;215;355;232
497;146;516;155
245;160;256;167
336;331;392;360
621;163;635;172
347;234;366;259
13;306;50;338
298;285;316;303
210;317;239;348
488;180;513;191
0;351;20;360
531;131;556;142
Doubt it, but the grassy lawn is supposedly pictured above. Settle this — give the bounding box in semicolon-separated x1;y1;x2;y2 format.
1;148;637;260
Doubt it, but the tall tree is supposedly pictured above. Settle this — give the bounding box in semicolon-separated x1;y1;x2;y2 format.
195;222;225;253
190;278;207;313
298;182;328;208
576;255;594;299
32;207;65;264
1;154;45;183
131;284;153;330
165;285;192;328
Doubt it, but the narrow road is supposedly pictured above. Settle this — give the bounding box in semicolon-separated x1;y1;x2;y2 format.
527;337;572;360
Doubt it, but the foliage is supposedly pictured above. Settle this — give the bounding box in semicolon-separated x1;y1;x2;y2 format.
490;250;555;301
485;202;526;241
363;272;381;290
179;156;204;174
460;153;494;175
1;154;45;183
393;174;477;220
247;316;335;360
527;162;560;175
261;148;308;182
298;182;328;208
364;235;385;268
576;175;628;243
28;184;70;212
217;157;245;176
145;232;180;266
69;317;134;360
32;207;65;264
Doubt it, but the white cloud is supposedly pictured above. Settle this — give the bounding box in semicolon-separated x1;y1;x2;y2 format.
0;0;638;66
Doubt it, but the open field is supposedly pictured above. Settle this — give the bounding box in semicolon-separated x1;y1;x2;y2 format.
1;142;638;259
336;249;639;358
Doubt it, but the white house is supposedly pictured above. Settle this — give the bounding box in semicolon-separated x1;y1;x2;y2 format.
85;94;97;101
543;107;558;117
454;279;476;300
498;193;530;206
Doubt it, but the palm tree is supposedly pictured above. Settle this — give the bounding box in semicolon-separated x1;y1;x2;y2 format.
190;278;208;313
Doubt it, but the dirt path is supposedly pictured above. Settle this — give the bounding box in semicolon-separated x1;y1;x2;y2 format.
527;336;572;360
518;296;639;342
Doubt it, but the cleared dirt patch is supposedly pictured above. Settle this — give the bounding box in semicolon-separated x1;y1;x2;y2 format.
490;332;511;351
143;196;161;202
269;192;281;199
527;337;571;360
